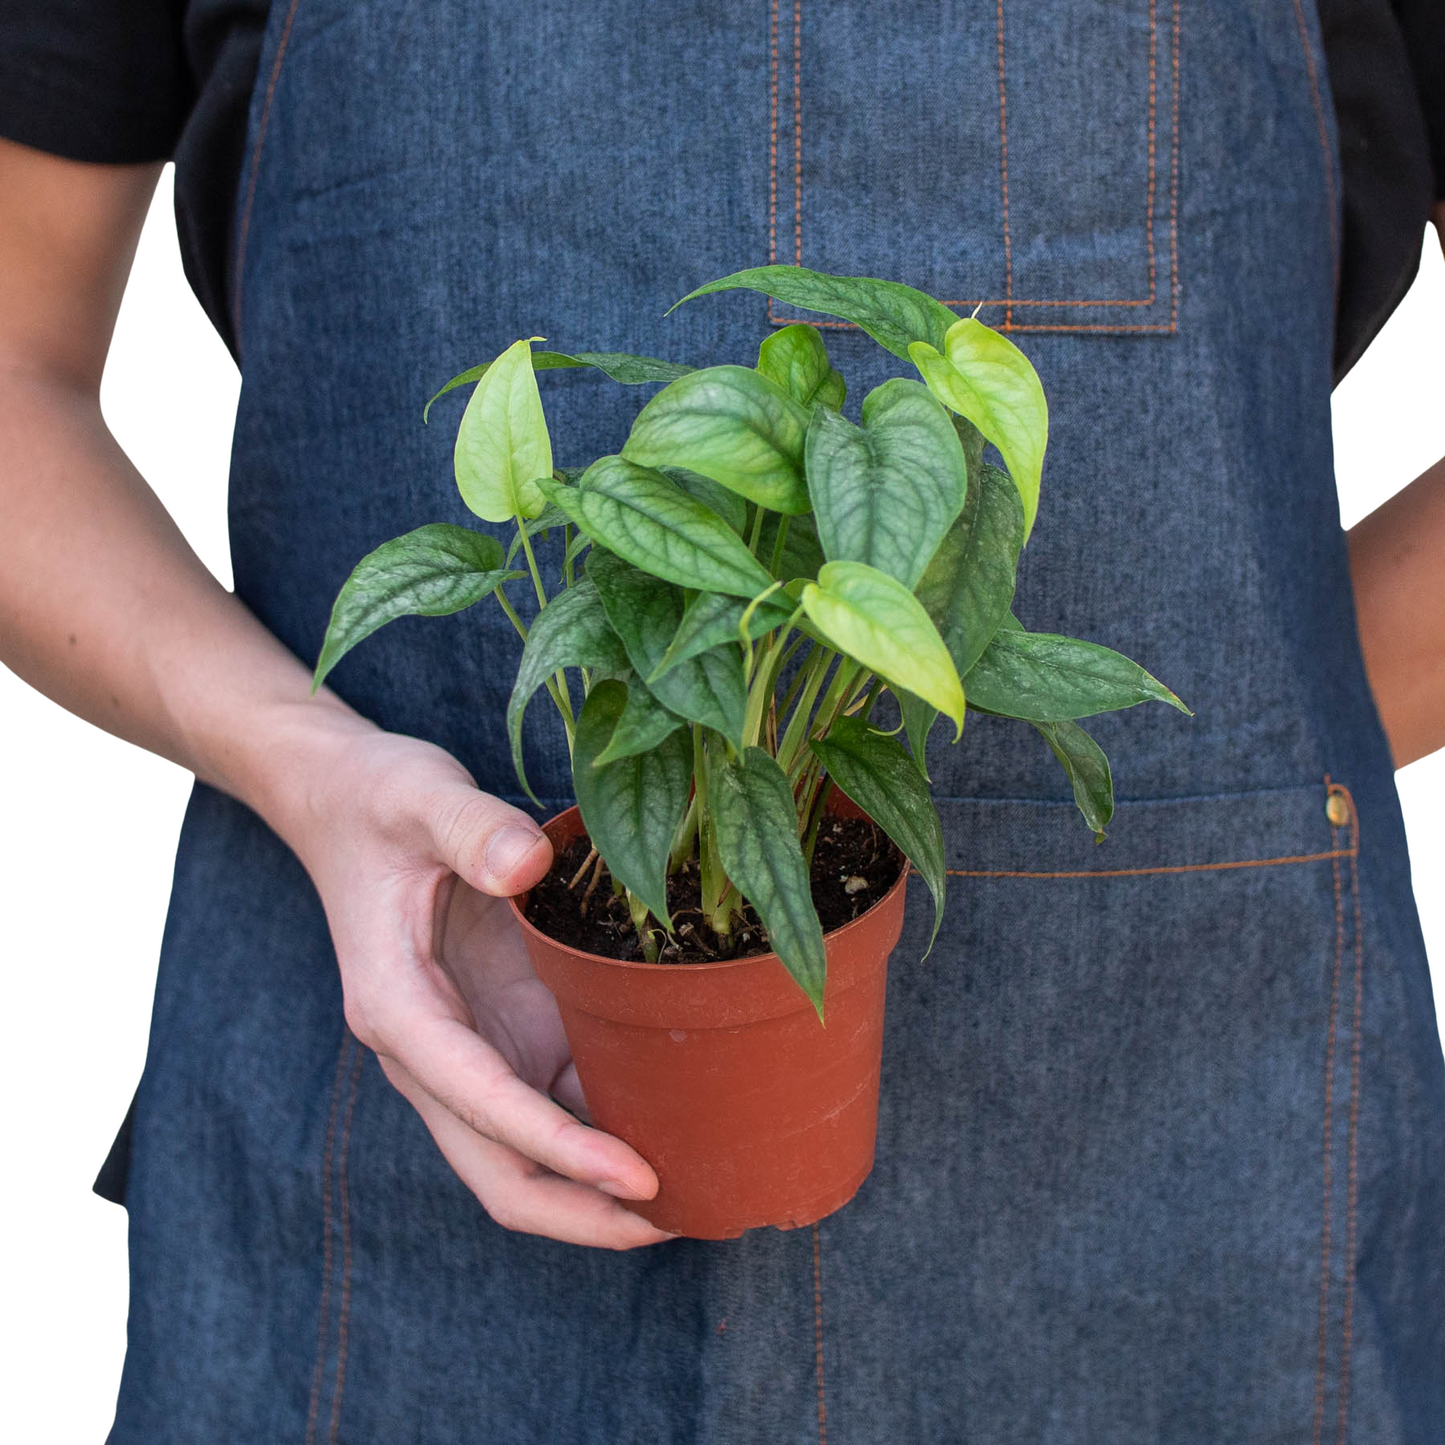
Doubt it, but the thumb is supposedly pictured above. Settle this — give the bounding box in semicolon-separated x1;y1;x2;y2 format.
427;783;553;896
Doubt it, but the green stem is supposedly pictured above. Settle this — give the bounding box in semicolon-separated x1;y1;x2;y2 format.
777;648;835;777
742;626;804;749
767;514;792;577
517;519;549;612
747;504;767;557
563;523;577;589
668;793;699;874
801;776;834;869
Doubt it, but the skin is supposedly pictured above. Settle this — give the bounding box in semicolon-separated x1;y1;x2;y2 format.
1;138;1440;1244
0;137;669;1250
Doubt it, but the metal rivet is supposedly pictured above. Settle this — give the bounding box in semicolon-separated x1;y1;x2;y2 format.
1325;793;1350;828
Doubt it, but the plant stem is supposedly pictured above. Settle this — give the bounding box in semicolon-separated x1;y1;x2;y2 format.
495;589;573;736
747;503;767;557
668;793;698;874
768;514;792;577
563;523;576;589
514;517;575;733
776;648;835;778
801;776;834;869
628;889;660;962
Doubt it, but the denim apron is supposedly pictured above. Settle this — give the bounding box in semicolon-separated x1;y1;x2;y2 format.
109;1;1445;1439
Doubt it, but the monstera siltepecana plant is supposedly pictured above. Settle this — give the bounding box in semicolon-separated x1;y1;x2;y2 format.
314;265;1189;1237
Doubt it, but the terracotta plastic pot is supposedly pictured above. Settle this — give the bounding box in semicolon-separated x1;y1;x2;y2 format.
510;803;909;1239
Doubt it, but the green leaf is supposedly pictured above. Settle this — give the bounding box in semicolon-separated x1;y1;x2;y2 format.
425;350;693;422
801;561;965;735
670;265;960;361
539;459;776;599
809;714;945;949
587;550;748;747
313;525;520;691
648;587;797;682
453;337;553;523
572;680;692;928
712;748;828;1017
757;324;846;410
505;578;628;803
658;466;748;536
590;676;685;767
897;690;939;780
908;317;1048;541
964;627;1190;722
621;365;811;514
914;461;1025;679
806;377;967;589
1033;719;1115;841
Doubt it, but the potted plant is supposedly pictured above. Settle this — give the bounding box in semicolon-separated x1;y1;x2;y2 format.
313;266;1189;1238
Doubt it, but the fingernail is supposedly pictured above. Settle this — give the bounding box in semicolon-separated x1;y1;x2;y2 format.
598;1177;652;1201
486;826;544;882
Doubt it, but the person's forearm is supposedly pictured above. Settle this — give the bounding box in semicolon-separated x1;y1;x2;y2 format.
1347;453;1445;769
0;363;376;844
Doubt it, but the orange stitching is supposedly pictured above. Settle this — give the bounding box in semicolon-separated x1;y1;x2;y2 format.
1336;787;1362;1444
327;1044;364;1445
769;0;778;277
1312;837;1345;1445
304;1033;351;1445
1289;0;1339;279
995;0;1013;330
812;1223;828;1445
766;0;1178;331
793;0;803;269
941;847;1353;881
232;0;303;344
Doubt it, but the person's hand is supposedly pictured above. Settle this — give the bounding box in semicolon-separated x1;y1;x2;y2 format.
287;721;673;1250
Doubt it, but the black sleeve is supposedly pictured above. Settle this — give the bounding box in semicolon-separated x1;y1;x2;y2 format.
0;0;192;164
1394;0;1445;201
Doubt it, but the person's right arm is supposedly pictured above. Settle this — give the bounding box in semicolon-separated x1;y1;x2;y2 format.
0;136;668;1249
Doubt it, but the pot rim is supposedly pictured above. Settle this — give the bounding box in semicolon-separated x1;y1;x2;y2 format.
508;802;909;975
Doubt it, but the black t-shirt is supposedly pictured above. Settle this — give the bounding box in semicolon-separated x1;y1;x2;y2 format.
0;0;1440;377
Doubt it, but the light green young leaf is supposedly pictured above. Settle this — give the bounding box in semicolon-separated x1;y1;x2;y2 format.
806;377;967;589
1033;719;1115;841
591;676;685;767
670;265;959;360
588;550;747;747
712;747;828;1018
914;461;1025;679
572;680;692;927
964;626;1190;722
505;578;628;803
801;561;965;735
648;587;796;682
909;317;1048;541
757;324;846;410
313;524;520;691
539;460;775;598
621;365;811;514
425;350;693;423
809;714;945;949
454;337;553;523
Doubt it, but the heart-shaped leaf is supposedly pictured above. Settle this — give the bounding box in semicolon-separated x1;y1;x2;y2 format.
964;626;1190;722
539;460;775;599
588;550;747;747
809;715;943;949
806;377;967;588
801;562;965;735
671;265;960;360
506;578;627;802
909;318;1048;541
914;462;1025;679
314;525;520;690
426;350;693;422
573;680;692;927
757;324;845;410
712;748;828;1018
590;676;685;767
648;588;797;682
622;365;811;514
453;337;554;523
1033;719;1115;841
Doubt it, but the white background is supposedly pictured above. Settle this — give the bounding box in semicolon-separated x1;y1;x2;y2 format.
3;171;1443;1438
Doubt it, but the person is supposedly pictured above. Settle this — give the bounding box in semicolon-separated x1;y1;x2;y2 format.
1;0;1442;1438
